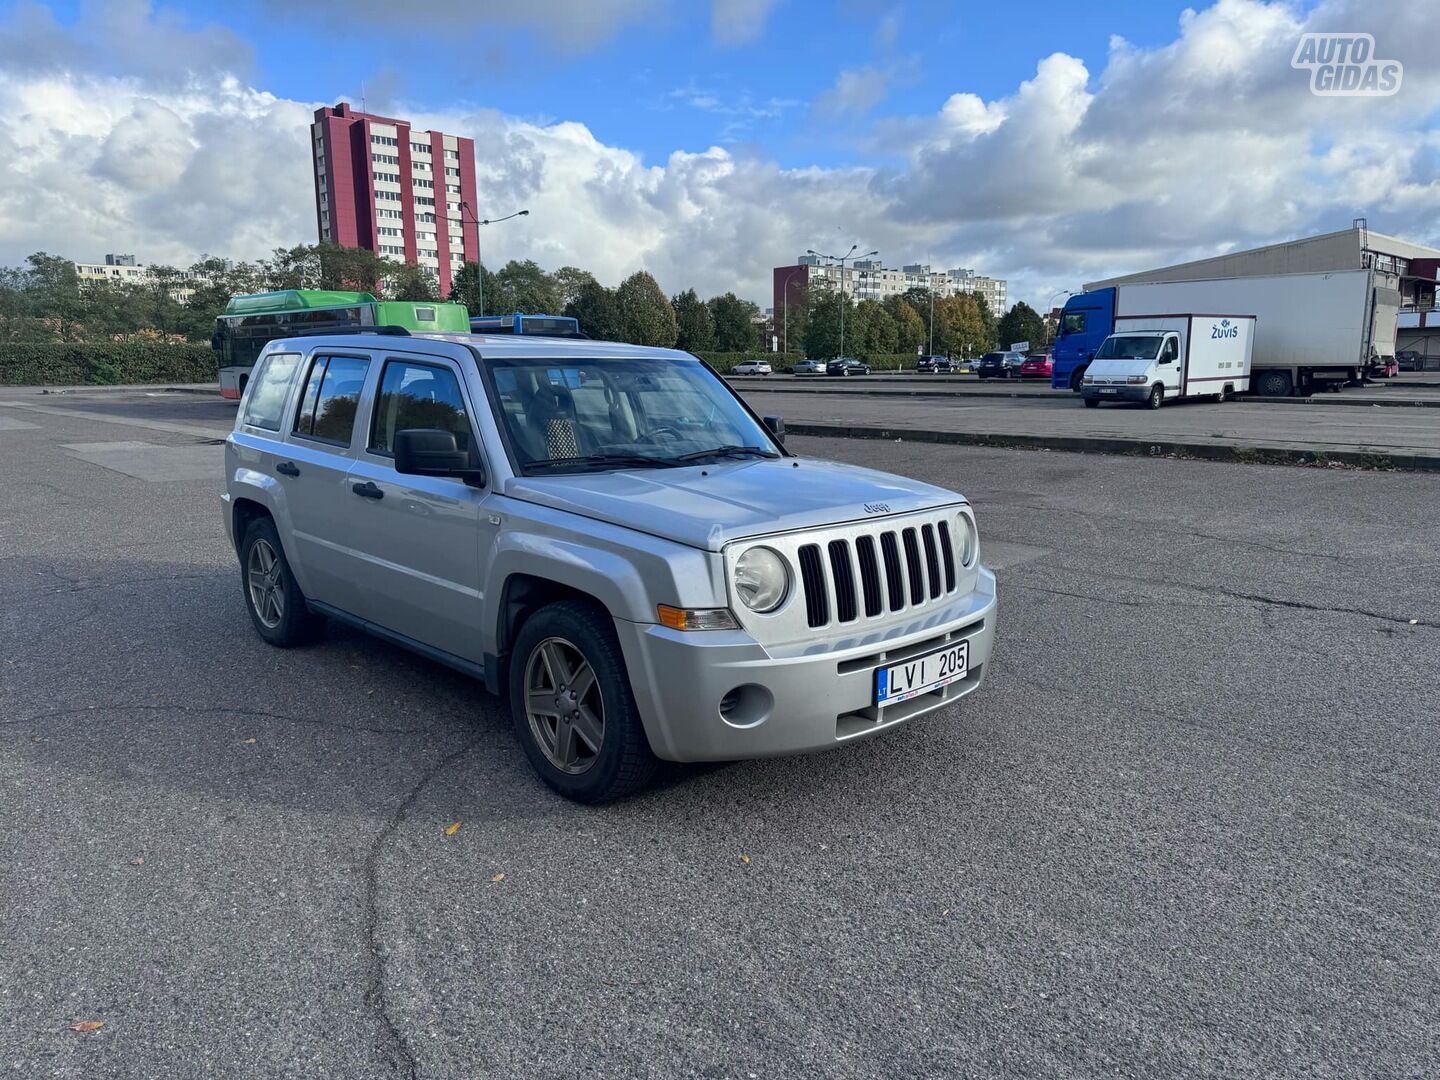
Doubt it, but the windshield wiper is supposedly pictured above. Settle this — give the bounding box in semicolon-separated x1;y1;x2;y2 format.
525;453;680;472
671;445;781;463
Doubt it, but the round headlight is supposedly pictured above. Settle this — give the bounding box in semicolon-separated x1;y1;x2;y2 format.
954;513;978;567
733;547;789;613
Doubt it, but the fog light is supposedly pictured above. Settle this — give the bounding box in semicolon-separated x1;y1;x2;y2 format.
718;684;773;728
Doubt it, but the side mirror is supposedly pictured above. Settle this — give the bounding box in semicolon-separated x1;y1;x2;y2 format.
763;415;786;445
394;428;486;487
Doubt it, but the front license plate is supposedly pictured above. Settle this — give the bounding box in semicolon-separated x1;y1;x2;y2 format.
1100;388;1117;394
875;641;970;705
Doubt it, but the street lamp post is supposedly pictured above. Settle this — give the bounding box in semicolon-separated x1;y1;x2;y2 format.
457;204;530;317
808;245;877;360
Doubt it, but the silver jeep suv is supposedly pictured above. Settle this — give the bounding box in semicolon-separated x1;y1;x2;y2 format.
223;331;997;801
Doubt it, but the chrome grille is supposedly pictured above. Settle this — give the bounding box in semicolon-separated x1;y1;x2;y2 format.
798;513;961;629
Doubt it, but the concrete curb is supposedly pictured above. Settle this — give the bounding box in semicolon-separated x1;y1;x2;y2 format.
784;422;1440;473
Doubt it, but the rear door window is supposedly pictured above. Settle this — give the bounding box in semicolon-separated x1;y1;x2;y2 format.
242;352;301;431
293;355;371;445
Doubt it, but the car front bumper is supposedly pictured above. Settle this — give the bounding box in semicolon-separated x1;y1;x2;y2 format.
613;568;997;762
1081;385;1149;402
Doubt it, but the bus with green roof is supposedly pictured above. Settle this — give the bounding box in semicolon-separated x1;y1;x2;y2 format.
212;290;469;399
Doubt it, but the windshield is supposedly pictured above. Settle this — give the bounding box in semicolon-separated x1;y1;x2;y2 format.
1096;335;1163;360
1059;311;1086;336
486;355;779;473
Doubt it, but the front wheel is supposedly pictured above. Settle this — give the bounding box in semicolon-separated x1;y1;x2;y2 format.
509;600;658;803
1214;385;1228;404
1083;397;1100;409
1147;384;1164;410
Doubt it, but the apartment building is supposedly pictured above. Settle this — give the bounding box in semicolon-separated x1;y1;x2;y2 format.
73;254;200;302
773;256;1007;345
311;102;479;295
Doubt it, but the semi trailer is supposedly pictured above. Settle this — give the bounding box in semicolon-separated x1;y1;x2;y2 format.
1051;269;1398;397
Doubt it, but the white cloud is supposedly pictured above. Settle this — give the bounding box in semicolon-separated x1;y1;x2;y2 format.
1;0;1437;314
711;0;780;47
814;66;892;117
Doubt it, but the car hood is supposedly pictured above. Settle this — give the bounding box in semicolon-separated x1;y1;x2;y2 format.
1088;358;1154;378
503;457;965;551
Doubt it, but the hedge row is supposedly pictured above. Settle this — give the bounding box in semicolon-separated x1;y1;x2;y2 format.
697;351;921;373
0;342;217;386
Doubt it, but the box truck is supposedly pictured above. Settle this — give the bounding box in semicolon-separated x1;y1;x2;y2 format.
1080;313;1255;408
1051;269;1398;397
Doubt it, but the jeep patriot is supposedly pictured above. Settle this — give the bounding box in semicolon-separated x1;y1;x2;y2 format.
223;331;997;801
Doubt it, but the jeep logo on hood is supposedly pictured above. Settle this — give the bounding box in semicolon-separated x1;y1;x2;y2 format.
864;502;891;514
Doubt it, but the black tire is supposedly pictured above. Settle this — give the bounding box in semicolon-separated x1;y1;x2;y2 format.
1255;370;1292;397
977;374;988;381
1147;384;1164;410
239;516;324;647
1083;397;1100;408
1214;384;1228;404
508;599;659;804
1069;369;1085;392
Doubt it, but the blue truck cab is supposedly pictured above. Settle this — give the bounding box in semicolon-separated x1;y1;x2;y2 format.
1050;288;1115;391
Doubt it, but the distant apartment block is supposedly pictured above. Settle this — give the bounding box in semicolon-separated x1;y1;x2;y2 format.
73;254;199;302
311;101;479;295
773;256;1007;346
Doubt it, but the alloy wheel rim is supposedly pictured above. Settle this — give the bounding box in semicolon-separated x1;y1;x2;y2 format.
247;539;285;629
524;637;604;775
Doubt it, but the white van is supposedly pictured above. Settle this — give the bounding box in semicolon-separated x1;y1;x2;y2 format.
1081;314;1256;409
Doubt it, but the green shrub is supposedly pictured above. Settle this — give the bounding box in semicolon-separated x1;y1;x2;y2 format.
0;342;217;386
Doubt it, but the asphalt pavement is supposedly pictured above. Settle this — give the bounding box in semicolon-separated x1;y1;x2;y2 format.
2;389;1438;1079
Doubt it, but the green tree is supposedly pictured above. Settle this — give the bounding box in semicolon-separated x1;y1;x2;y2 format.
884;294;927;355
448;261;483;313
933;293;992;357
388;262;440;302
553;266;597;308
996;300;1045;353
802;287;848;360
24;253;85;340
708;292;759;352
616;271;678;347
494;259;562;314
671;288;715;352
565;279;624;341
855;299;898;358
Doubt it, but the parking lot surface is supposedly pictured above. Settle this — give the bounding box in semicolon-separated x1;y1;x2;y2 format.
734;384;1440;468
3;389;1438;1079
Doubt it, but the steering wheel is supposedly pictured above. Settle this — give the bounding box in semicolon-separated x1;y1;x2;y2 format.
640;426;683;443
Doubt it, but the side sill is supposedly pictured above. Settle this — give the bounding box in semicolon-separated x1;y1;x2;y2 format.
307;600;495;693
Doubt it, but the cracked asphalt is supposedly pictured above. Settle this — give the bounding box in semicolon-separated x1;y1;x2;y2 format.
2;389;1438;1079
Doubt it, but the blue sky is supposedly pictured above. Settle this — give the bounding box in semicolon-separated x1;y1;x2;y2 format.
28;0;1226;168
1;0;1434;308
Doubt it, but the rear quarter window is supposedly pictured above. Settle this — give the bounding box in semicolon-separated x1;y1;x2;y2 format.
242;352;302;431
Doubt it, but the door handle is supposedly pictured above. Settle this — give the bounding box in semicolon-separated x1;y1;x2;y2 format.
275;461;300;477
351;480;384;500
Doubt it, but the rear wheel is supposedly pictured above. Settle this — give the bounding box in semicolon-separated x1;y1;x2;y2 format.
1147;384;1164;410
1255;369;1292;397
509;600;658;803
1069;369;1085;392
240;517;324;647
1214;384;1228;404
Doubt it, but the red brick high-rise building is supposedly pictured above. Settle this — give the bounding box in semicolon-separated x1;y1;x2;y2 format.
311;102;479;296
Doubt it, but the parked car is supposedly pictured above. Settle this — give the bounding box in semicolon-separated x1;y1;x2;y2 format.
916;355;954;373
789;359;825;375
1019;353;1053;380
826;358;872;376
732;359;772;376
976;351;1025;379
1396;350;1422;372
223;332;996;802
1367;355;1400;379
954;358;977;374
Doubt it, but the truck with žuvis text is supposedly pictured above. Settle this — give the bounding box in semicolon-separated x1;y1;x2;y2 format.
1050;269;1399;397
